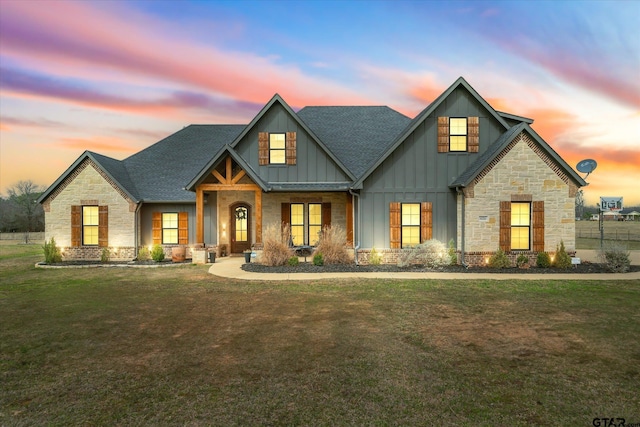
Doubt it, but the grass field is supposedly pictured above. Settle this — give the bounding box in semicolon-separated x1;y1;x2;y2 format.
575;220;640;250
1;244;639;426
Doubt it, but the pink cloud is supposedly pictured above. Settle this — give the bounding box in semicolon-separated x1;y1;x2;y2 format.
0;66;264;119
0;1;373;110
54;136;139;154
527;51;640;110
524;108;577;143
0;116;66;129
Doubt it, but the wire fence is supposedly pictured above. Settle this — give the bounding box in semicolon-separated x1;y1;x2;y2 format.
576;229;640;241
0;232;45;242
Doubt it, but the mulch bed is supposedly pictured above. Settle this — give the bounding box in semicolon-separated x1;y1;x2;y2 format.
37;260;191;268
243;261;640;274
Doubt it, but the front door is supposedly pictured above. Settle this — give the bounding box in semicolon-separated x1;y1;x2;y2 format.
230;204;251;254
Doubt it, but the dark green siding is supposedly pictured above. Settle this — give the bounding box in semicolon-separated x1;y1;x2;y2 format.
234;103;350;183
359;87;506;248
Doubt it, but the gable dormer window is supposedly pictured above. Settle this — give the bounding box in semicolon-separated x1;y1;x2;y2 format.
259;132;297;165
269;133;286;164
438;116;479;153
449;118;467;151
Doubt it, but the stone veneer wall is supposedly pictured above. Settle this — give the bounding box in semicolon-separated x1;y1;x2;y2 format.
262;191;347;230
458;133;577;265
216;191;349;249
42;159;136;261
216;190;257;249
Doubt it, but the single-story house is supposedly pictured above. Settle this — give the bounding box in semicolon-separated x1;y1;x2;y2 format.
602;211;622;221
38;77;586;265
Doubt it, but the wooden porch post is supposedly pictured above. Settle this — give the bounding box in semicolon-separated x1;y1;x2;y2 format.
255;189;262;243
196;187;204;244
346;192;353;247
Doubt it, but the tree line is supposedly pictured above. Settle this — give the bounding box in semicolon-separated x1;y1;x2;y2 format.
0;180;45;232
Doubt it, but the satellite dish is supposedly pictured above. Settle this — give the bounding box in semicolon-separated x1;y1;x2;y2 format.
576;159;597;179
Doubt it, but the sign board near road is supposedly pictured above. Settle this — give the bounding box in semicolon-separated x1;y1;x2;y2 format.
600;197;623;212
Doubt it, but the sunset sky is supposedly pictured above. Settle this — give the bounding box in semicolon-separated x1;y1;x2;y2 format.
1;0;638;206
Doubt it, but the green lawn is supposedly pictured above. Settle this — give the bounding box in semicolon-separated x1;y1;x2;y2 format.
1;244;639;426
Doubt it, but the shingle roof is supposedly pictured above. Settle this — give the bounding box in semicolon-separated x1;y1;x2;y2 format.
39;78;584;205
89;151;139;201
351;77;513;189
297;106;411;178
450;123;586;188
123;124;244;201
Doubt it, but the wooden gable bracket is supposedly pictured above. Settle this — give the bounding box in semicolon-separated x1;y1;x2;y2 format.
197;156;262;246
212;157;246;185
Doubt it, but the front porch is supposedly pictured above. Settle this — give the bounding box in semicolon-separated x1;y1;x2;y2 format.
194;156;354;257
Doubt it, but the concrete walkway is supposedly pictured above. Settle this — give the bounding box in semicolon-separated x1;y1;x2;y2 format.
208;250;640;281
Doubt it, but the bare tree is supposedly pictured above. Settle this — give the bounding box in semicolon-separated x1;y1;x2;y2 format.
6;180;45;238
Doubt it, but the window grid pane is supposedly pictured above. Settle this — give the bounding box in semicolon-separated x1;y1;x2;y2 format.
162;213;179;244
83;206;98;225
510;203;531;250
401;203;421;248
449;135;467;151
269;133;286;164
402;204;420;225
450;118;467;151
511;203;530;226
82;206;99;245
308;204;322;225
163;229;178;244
291;226;304;246
450;118;467;135
402;227;420;247
291;204;304;245
83;226;98;245
511;227;530;250
308;204;322;246
309;226;322;245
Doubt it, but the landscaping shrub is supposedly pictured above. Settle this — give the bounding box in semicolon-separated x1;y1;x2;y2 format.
101;247;111;263
516;254;529;268
137;246;151;261
313;253;324;266
42;237;62;264
598;241;631;273
536;252;551;268
260;223;292;266
553;240;572;269
488;248;511;269
287;256;299;266
313;225;350;265
448;239;457;265
369;247;382;265
397;239;449;268
151;244;165;262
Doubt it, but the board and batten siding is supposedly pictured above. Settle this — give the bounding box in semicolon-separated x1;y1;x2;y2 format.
233;103;350;184
359;86;507;249
139;196;217;247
